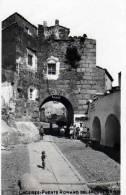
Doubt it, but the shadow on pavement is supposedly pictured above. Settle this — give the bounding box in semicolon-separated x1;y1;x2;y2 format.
81;139;120;164
44;127;68;138
44;126;120;164
37;165;43;169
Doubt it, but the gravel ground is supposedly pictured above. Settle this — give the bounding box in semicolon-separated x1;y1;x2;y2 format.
1;144;30;194
53;136;120;184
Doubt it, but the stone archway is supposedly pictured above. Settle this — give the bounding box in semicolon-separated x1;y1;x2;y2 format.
39;95;74;135
92;116;101;143
105;114;120;148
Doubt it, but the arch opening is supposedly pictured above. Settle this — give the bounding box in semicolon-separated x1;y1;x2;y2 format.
92;116;101;143
105;114;120;149
39;95;74;136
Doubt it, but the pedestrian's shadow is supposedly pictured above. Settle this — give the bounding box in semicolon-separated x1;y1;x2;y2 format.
37;165;43;169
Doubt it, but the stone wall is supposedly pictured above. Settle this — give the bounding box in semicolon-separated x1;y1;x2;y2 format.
2;13;37;37
15;24;37;68
37;37;105;114
38;23;70;40
2;13;106;119
2;23;17;70
14;36;105;116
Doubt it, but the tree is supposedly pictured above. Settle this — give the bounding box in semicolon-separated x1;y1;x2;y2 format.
65;46;81;69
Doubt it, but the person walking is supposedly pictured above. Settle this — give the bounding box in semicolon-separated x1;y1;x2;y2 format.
69;125;74;139
79;123;83;138
76;126;80;139
73;124;76;139
41;151;46;169
85;128;91;147
39;125;44;140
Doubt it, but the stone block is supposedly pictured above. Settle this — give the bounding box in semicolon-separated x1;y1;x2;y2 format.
78;99;87;104
82;84;92;89
77;68;81;72
73;89;79;94
89;39;96;44
85;60;95;64
75;83;80;88
89;62;96;68
86;89;97;94
85;67;91;72
76;81;81;84
80;89;87;93
83;75;92;80
85;52;96;57
88;48;96;52
83;93;91;99
80;80;85;84
81;68;86;72
83;104;88;109
90;72;97;76
85;43;94;49
92;76;98;80
77;106;84;111
81;56;86;60
82;63;89;68
75;94;83;99
89;67;96;73
84;72;91;76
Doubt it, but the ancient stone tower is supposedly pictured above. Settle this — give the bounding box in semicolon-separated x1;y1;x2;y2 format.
37;20;105;119
2;13;108;129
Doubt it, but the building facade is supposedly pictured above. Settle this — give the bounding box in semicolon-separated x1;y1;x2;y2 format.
2;12;113;131
88;88;120;148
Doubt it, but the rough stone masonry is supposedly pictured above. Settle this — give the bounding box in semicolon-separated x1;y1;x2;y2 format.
2;13;106;121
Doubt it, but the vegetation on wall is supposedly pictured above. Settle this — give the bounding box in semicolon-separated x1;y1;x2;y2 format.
79;34;87;44
65;46;81;69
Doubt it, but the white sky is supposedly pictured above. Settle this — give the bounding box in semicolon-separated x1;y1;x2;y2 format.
42;101;65;115
0;0;126;85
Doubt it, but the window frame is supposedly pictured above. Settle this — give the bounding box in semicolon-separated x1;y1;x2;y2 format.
46;56;60;80
28;86;38;101
48;63;56;75
27;48;37;71
28;53;33;66
29;88;33;99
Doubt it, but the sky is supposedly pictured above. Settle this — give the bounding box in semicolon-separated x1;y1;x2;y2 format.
0;0;126;85
42;101;65;115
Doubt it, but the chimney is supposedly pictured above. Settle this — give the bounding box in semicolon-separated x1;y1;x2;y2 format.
38;25;44;39
55;19;59;26
43;21;47;27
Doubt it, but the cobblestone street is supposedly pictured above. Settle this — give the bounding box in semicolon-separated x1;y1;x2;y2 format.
2;134;120;194
1;4;122;195
53;136;120;183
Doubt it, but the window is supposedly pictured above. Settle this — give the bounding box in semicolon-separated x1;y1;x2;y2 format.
25;26;29;33
46;56;60;80
28;87;38;100
29;88;33;99
27;48;37;71
25;26;32;35
28;54;33;66
48;63;56;75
